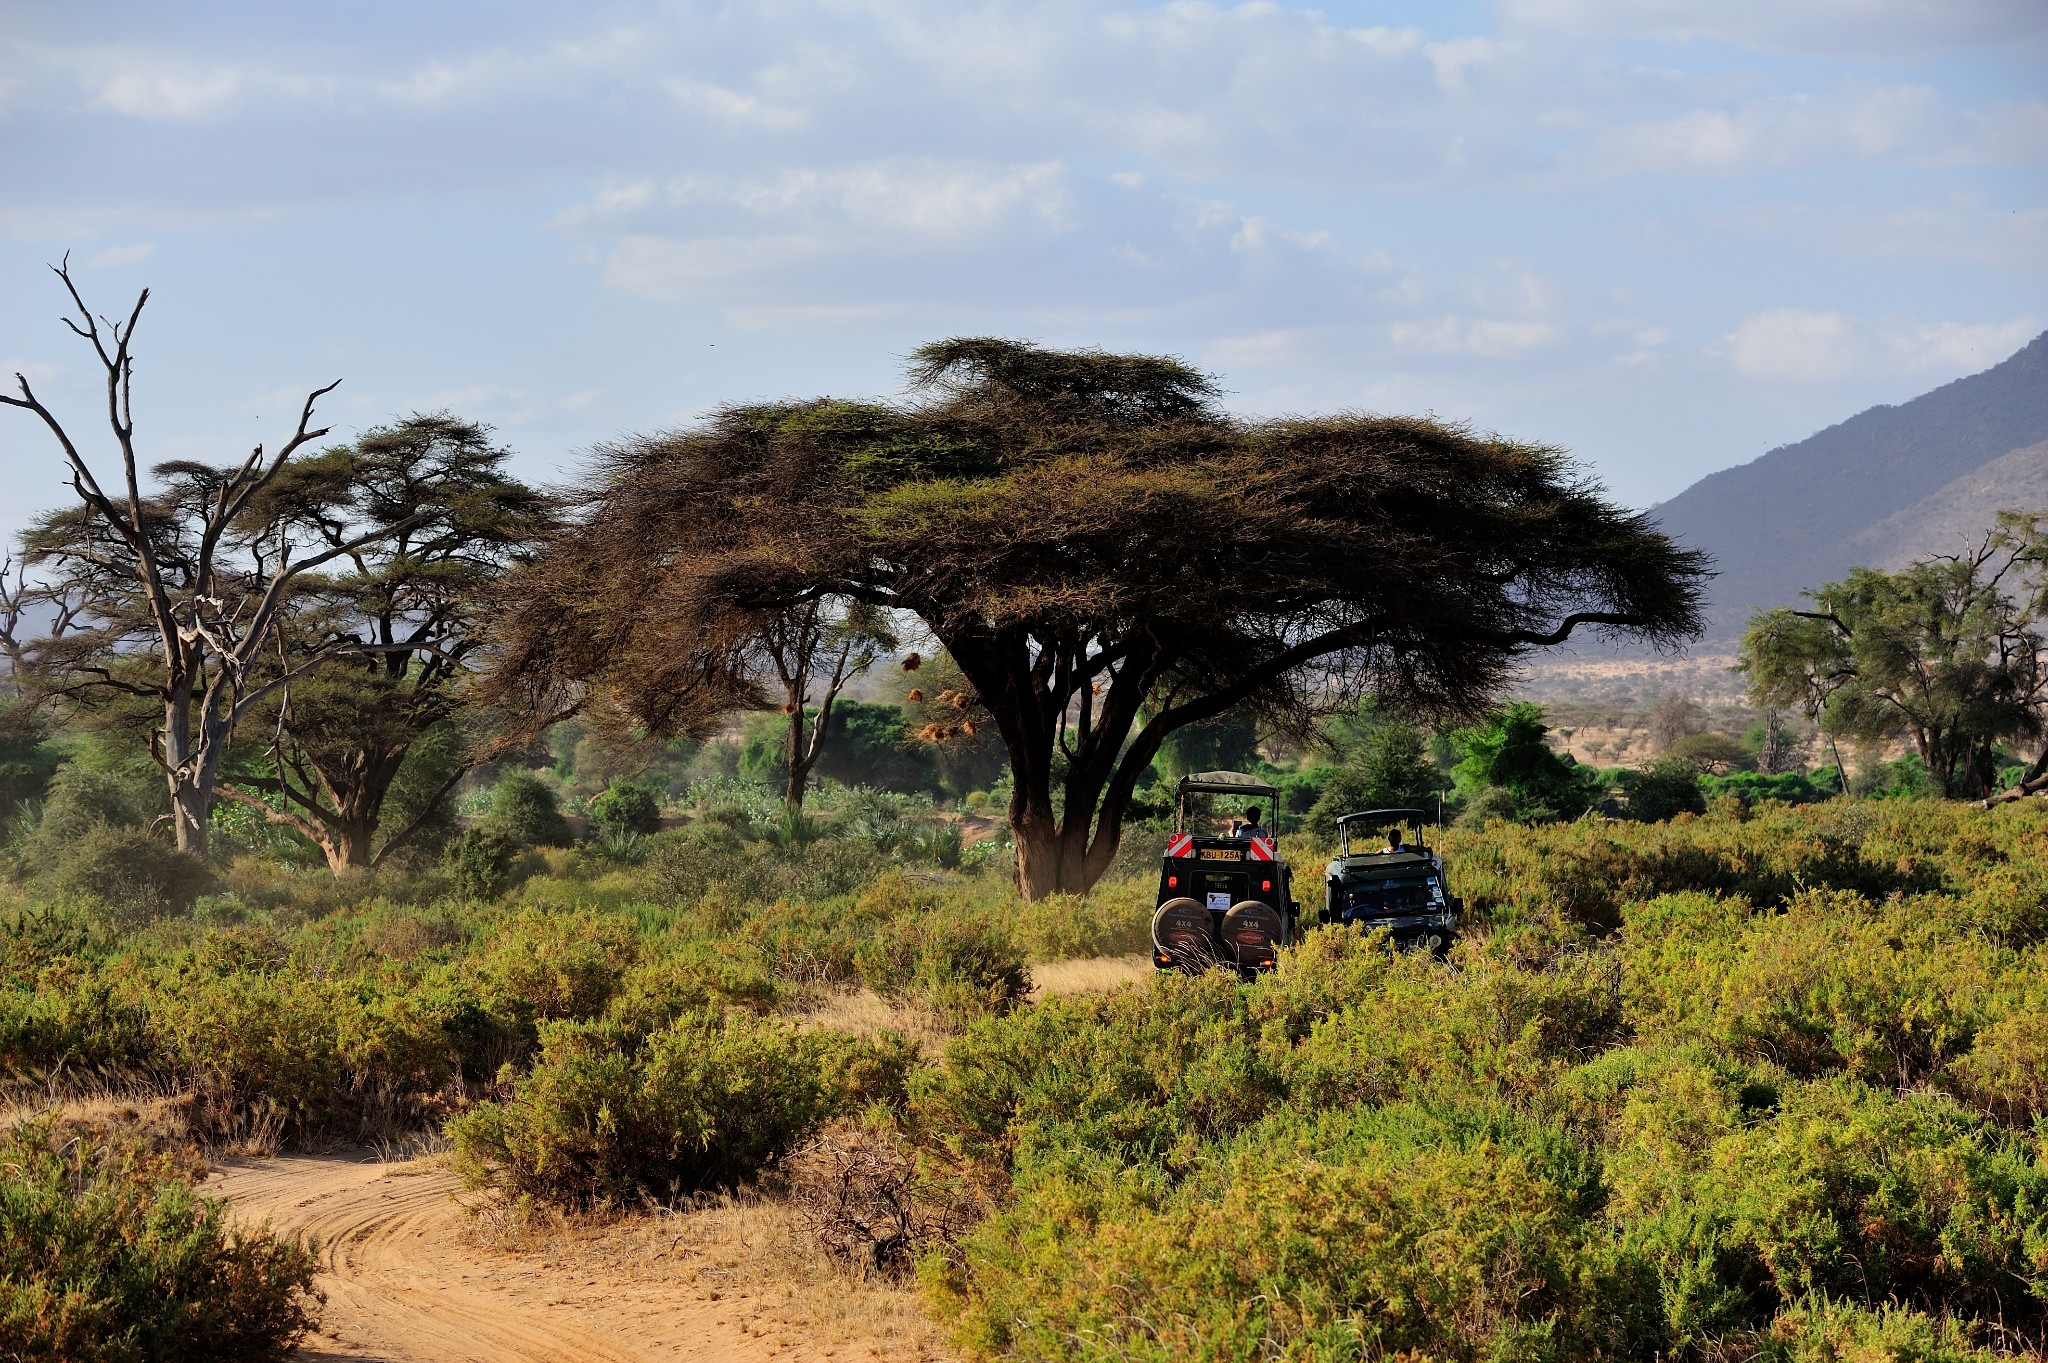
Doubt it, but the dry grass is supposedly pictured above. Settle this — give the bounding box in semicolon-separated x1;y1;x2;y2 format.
467;1189;956;1361
1029;954;1152;1000
800;988;957;1050
664;1191;956;1359
0;1088;197;1147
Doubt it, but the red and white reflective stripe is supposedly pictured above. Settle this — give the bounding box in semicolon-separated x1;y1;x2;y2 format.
1246;836;1275;861
1165;832;1194;858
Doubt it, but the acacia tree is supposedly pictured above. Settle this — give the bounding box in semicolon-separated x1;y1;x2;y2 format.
1;262;462;856
493;339;1707;897
1743;516;2048;800
216;415;549;871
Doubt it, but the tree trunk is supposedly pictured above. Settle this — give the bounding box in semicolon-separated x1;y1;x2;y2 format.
162;692;211;859
323;821;376;872
168;779;210;859
1014;817;1095;899
783;705;808;812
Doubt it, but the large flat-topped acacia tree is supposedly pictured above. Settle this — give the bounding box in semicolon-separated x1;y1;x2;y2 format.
495;339;1708;897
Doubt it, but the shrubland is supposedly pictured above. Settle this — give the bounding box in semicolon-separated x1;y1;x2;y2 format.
10;780;2048;1359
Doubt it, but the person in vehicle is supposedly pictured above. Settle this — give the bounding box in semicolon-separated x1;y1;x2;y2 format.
1383;827;1407;852
1233;807;1271;841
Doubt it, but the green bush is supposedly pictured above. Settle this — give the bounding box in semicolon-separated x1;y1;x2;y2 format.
1757;1299;2004;1363
28;765;161;857
448;1012;906;1207
485;771;571;848
0;1118;320;1362
0;964;151;1081
41;823;211;926
1616;756;1707;822
588;779;663;841
853;910;1030;1022
442;826;522;899
1451;702;1607;824
938;1101;1664;1363
469;907;638;1026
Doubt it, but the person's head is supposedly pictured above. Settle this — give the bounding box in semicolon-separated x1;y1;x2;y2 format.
1386;826;1405;846
1243;807;1263;827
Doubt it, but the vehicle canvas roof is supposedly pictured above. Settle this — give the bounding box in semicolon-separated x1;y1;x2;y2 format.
1177;770;1282;799
1337;849;1434;872
1334;807;1429;826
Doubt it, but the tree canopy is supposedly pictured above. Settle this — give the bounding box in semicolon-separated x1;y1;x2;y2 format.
1742;516;2048;800
220;414;550;870
493;338;1708;895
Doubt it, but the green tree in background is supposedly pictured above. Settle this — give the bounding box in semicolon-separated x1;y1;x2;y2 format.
1152;710;1262;782
1451;702;1603;824
218;415;549;872
1616;756;1707;821
741;700;941;798
1743;515;2048;800
1308;709;1444;827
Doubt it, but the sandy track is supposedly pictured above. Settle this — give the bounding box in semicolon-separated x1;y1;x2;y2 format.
209;1153;864;1363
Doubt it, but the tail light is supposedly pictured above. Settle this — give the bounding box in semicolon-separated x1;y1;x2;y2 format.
1167;875;1179;888
1261;878;1272;891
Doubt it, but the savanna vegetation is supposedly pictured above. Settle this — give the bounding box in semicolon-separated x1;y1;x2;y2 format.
8;271;2048;1361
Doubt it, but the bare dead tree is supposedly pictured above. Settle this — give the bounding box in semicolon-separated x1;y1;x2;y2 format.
0;258;436;857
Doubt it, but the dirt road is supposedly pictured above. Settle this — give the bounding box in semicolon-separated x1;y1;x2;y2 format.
210;1152;919;1363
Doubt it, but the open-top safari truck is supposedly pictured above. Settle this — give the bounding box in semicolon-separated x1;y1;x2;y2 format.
1321;807;1461;956
1150;771;1298;976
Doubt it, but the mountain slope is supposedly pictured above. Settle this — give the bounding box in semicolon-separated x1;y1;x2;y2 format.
1652;331;2048;636
1844;439;2048;571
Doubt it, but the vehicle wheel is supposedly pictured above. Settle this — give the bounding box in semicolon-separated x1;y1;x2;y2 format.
1220;900;1284;972
1151;897;1217;971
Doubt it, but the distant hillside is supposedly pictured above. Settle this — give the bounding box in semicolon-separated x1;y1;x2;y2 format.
1653;331;2048;638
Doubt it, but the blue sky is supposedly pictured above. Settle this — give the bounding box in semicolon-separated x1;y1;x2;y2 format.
1;0;2042;534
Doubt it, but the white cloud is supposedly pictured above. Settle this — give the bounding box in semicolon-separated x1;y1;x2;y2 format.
1883;317;2042;372
1496;0;2048;55
1390;316;1560;358
1722;201;2048;268
666;79;808;131
565;161;1072;243
1721;309;1860;382
84;66;242;120
1718;309;2041;383
1584;85;2048;180
83;243;153;269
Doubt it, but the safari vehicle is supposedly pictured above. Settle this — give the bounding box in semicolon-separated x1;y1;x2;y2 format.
1150;771;1297;976
1321;808;1460;955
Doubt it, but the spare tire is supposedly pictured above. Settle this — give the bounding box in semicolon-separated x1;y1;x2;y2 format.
1221;900;1285;971
1151;897;1217;971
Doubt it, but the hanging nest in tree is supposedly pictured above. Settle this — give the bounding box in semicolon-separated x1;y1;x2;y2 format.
781;701;800;715
901;651;922;672
906;687;925;704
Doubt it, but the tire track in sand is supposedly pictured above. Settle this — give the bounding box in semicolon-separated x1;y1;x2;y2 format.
209;1154;845;1363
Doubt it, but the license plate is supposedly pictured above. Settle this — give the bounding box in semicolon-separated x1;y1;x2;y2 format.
1198;848;1242;861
